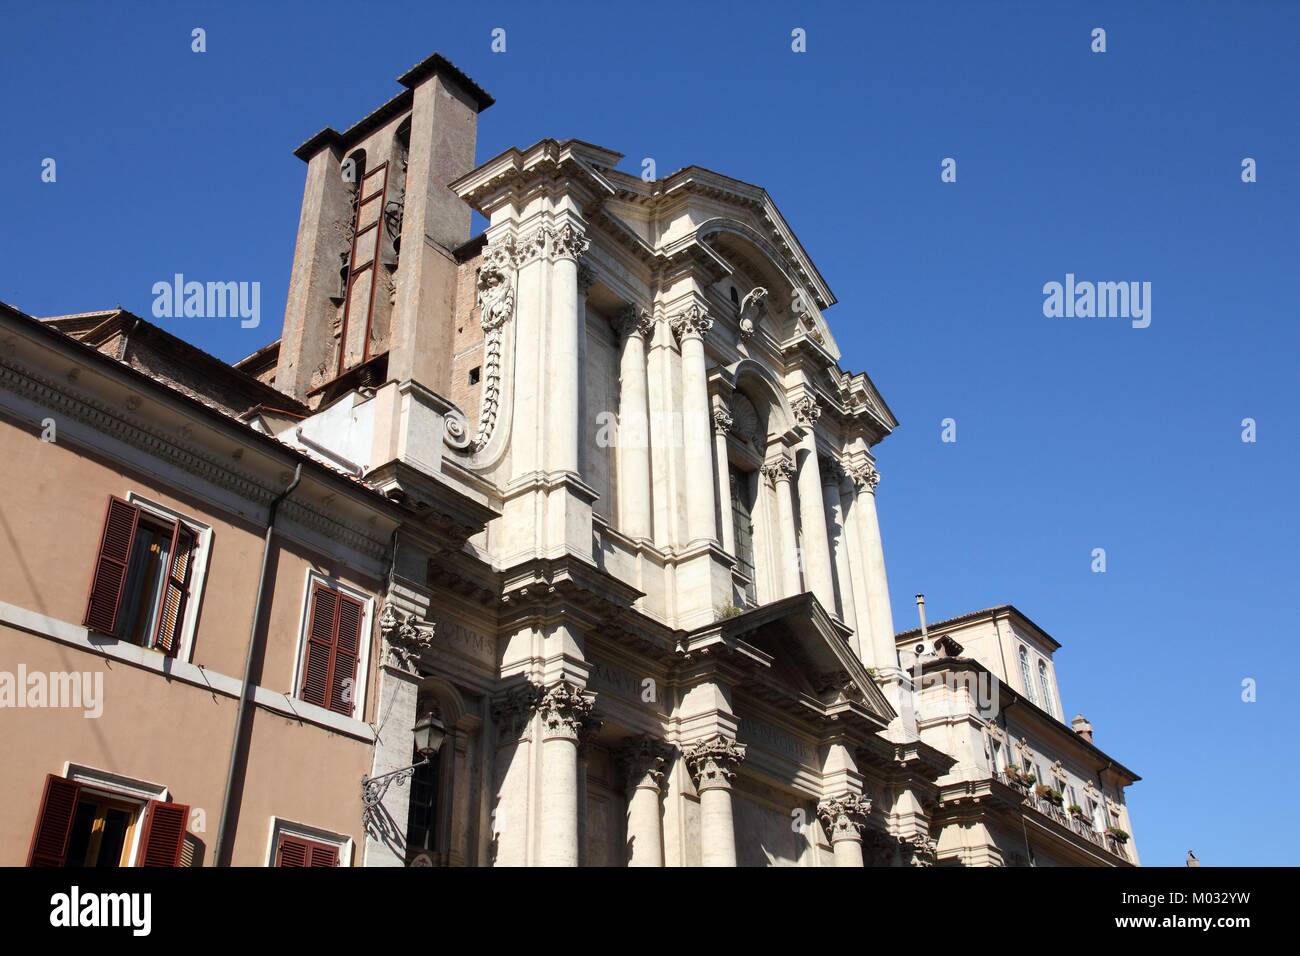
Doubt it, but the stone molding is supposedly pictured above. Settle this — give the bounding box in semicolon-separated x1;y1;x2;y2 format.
684;734;746;792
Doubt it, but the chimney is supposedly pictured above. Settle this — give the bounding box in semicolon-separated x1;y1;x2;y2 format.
1071;714;1094;744
916;594;929;640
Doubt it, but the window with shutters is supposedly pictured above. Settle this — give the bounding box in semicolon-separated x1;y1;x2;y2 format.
294;575;372;719
82;495;209;658
267;818;349;867
26;773;189;867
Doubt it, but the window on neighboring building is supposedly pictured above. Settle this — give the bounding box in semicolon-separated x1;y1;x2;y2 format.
729;466;758;605
1018;645;1038;703
990;739;1004;773
296;580;367;717
27;774;188;867
273;832;340;867
83;496;199;655
1038;659;1057;718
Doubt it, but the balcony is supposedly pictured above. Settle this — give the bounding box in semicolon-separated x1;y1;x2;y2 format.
997;771;1130;863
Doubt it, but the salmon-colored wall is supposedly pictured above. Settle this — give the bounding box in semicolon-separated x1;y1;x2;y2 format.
0;416;382;865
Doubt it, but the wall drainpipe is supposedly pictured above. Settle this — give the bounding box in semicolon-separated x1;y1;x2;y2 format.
213;462;302;866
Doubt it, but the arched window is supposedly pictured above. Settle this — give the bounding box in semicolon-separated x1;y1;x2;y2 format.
1018;646;1038;704
1037;659;1057;718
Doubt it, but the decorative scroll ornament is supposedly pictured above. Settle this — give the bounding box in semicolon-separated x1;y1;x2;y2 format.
378;603;436;674
792;394;821;428
847;461;880;491
817;793;873;839
684;734;746;790
737;286;768;340
468;241;517;451
537;682;595;741
619;736;673;793
614;304;654;340
712;406;735;436
670;304;713;341
549;222;590;262
760;454;796;484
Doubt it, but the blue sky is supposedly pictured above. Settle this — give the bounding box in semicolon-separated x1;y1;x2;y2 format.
3;1;1297;866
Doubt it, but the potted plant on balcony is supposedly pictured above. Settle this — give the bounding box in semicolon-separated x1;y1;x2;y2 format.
1106;827;1131;844
1068;804;1084;819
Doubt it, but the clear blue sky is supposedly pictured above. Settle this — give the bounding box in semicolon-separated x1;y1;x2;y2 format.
3;1;1297;866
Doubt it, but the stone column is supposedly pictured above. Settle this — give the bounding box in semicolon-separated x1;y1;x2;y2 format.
672;305;718;546
684;734;746;867
619;736;671;867
820;456;858;631
761;454;801;597
615;306;654;541
712;407;736;557
817;793;871;867
537;682;594;867
792;397;836;610
547;222;590;477
847;462;897;675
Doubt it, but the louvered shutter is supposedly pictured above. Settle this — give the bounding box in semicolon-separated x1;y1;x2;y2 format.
153;524;196;656
83;497;140;635
329;594;364;715
275;836;309;867
275;835;338;867
137;800;189;866
300;584;337;708
26;775;81;867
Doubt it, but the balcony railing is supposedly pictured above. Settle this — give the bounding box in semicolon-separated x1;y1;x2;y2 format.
997;771;1130;862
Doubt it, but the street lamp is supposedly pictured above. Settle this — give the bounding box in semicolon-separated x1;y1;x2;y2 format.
361;710;445;813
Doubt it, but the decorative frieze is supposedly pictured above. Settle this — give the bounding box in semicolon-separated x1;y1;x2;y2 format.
684;734;746;791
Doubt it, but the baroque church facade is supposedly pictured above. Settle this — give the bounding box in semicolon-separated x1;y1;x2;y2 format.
0;52;1138;867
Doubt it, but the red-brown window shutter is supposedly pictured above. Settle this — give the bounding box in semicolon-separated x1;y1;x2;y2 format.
26;774;81;867
299;584;366;715
137;800;189;866
152;524;196;656
300;584;337;708
84;497;140;635
330;593;364;715
275;834;339;867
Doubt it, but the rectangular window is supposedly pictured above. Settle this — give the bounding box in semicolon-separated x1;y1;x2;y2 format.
27;774;188;867
274;833;340;867
729;467;758;605
83;496;199;655
297;581;366;716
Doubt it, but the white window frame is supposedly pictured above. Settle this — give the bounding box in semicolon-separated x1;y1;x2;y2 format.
1036;658;1058;718
61;762;170;867
265;816;353;867
1017;645;1038;704
289;570;374;721
125;491;213;663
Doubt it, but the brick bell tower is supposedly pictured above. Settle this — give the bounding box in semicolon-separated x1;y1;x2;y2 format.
273;53;493;407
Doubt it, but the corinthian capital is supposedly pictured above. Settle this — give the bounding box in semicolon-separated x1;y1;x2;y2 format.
817;792;872;842
614;304;654;340
537;682;595;741
847;461;881;492
549;222;590;262
712;407;735;435
760;453;796;485
792;394;821;428
619;735;673;793
684;734;746;791
378;603;436;674
670;304;712;342
819;454;844;487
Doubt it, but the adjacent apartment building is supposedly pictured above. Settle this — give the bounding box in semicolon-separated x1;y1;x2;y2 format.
0;51;1138;867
